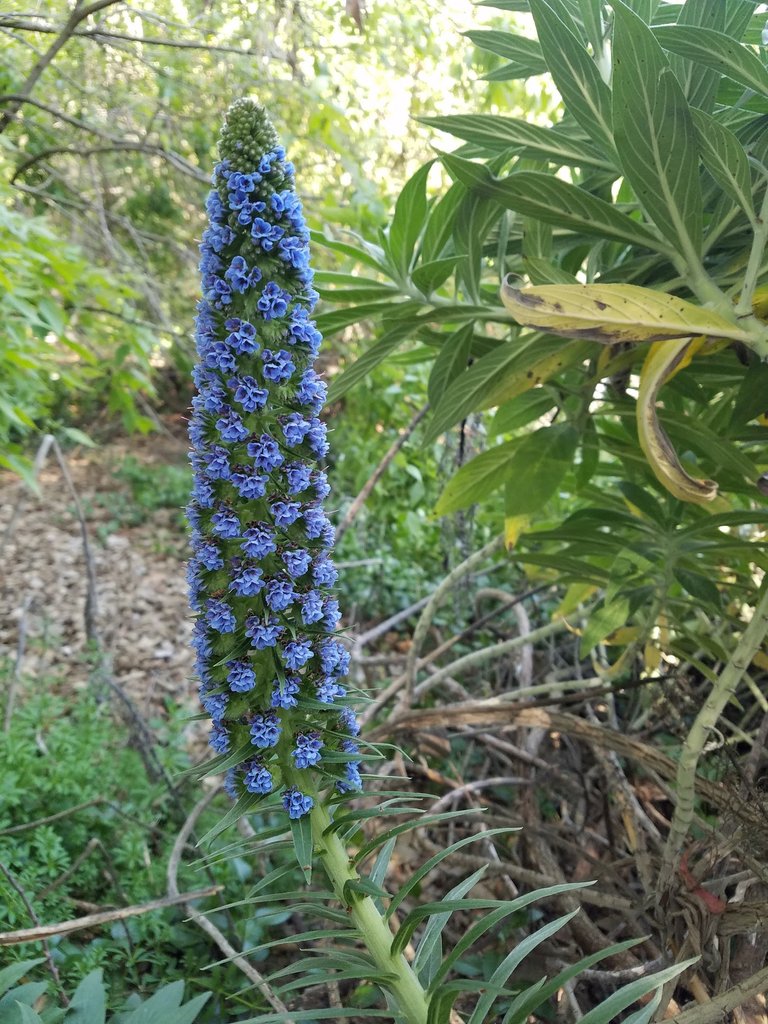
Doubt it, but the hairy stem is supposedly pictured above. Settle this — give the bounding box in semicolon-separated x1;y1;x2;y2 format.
309;797;430;1023
658;581;768;890
734;179;768;319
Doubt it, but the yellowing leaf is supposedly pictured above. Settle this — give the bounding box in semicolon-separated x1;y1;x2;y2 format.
752;651;768;672
500;281;753;345
644;642;662;672
504;514;530;550
555;582;599;619
636;338;718;504
605;626;641;646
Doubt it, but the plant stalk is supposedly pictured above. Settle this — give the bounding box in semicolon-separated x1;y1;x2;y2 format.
734;179;768;319
658;580;768;890
308;795;430;1023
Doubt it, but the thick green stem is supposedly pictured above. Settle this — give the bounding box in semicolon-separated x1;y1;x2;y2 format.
307;795;430;1023
734;180;768;319
658;581;768;890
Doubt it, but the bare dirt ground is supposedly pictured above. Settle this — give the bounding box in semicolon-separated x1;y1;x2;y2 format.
0;435;196;720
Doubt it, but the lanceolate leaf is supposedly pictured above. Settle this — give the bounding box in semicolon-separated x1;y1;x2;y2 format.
419;114;611;167
440;153;671;253
636;339;718;503
668;0;724;112
328;322;415;402
387;162;433;278
427;322;475;406
421;181;466;263
612;2;703;261
654;25;768;97
464;29;548;75
690;108;755;220
500;281;754;344
436;424;578;515
528;0;616;156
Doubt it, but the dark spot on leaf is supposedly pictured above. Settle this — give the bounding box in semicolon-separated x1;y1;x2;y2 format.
595;300;607;310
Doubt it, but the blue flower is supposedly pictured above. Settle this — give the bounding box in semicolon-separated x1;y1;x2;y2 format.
210;723;230;754
271;676;301;709
231;469;268;500
227;659;257;692
241;524;277;558
188;99;360;817
211;508;241;539
283;547;312;578
301;590;325;625
281;413;311;447
247;433;284;471
337;761;363;794
206;598;236;633
270;500;302;528
257;281;291;319
282;787;314;819
245;615;285;650
316;678;346;703
250;712;281;748
262;349;296;384
229;565;265;597
283;639;313;670
284;462;313;495
231;375;268;412
292;731;322;768
244;760;273;794
216;408;249;443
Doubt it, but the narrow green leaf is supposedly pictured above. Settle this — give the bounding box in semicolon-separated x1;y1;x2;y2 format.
491;390;557;434
613;2;703;259
668;0;725;111
290;815;313;884
502;424;579;516
454;192;501;303
690;108;755;219
315;299;417;337
505;937;646;1024
654;25;768;96
468;911;580;1024
386;828;518;921
436;424;577;515
67;971;106;1024
440;153;671;253
579;597;631;655
327;322;414;402
387;161;433;278
421;182;465;263
419;114;610;167
623;0;658;21
576;958;699;1024
464;30;548;75
411;257;459;296
579;0;606;57
409;868;488;973
427;323;475;407
524;256;578;285
427;883;592;991
424;337;535;446
528;0;616;156
724;1;760;42
310;230;391;276
120;981;184;1022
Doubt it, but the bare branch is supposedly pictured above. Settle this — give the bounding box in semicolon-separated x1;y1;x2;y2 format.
0;886;221;945
0;0;125;135
11;141;208;185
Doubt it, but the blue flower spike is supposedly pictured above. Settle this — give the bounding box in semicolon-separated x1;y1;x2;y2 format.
187;99;361;817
